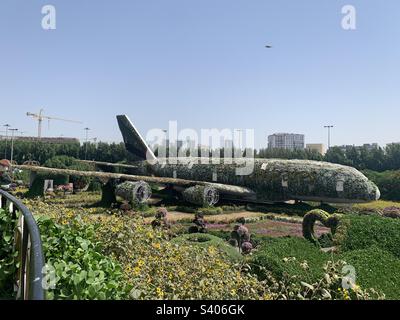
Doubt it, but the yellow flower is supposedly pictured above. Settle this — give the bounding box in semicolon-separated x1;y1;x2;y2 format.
137;259;144;267
178;270;186;277
146;232;154;239
156;287;164;298
152;242;161;250
208;246;217;256
263;293;271;300
133;266;141;275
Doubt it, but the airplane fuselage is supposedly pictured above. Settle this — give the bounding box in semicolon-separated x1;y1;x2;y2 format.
129;158;380;204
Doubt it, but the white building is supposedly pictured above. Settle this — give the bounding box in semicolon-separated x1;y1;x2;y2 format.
268;133;305;150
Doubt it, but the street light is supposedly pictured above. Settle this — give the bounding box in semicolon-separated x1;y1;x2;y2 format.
9;128;18;175
84;127;91;160
324;125;334;149
3;124;10;159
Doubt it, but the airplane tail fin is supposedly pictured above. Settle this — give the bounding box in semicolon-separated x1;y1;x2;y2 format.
116;115;157;162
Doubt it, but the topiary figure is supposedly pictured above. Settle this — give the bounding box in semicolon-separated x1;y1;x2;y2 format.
188;212;207;233
241;241;253;254
302;209;341;246
151;207;170;229
228;219;252;254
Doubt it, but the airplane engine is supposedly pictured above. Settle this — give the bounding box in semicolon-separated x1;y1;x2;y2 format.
182;185;219;206
115;181;152;204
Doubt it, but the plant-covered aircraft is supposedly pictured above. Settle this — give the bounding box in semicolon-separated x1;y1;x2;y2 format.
17;115;381;207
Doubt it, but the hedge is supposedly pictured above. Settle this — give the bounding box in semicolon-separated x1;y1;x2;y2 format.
340;246;400;299
335;214;400;258
250;237;329;283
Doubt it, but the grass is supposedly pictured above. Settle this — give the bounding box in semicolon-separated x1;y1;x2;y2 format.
349;200;400;213
335;214;400;258
340;246;400;300
250;237;330;283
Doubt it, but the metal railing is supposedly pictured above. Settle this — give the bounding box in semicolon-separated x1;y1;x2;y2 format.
0;189;45;300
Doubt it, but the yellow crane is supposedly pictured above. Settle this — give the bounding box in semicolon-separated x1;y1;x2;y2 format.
26;109;83;138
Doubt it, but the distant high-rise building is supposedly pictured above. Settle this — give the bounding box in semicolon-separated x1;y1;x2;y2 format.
268;133;305;150
306;143;326;155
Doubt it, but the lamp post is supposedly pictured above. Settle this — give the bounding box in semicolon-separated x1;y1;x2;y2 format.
9;128;18;176
324;125;334;150
84;127;90;160
3;124;10;159
235;129;243;156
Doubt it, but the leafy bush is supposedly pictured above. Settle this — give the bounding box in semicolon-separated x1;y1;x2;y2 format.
363;170;400;201
37;216;127;300
67;162;93;189
44;155;78;169
27;156;94;197
0;208;17;298
340;246;400;299
92;215;267;300
335;214;400;258
251;237;329;283
171;233;242;262
87;179;103;192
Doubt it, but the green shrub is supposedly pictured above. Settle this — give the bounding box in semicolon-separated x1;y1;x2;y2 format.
67;162;93;189
335;214;400;258
26;156;94;196
340;246;400;299
171;233;242;262
363;170;400;201
37;216;127;300
87;179;102;192
251;237;329;283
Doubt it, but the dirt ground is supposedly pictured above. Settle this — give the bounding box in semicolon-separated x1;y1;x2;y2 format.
163;210;330;239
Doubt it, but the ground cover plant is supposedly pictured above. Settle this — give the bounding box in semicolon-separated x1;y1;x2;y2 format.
339;246;400;300
250;237;330;283
334;214;400;258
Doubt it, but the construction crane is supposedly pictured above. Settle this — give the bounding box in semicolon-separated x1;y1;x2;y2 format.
26;109;82;138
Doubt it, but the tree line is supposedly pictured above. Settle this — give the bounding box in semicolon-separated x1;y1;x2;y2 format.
2;140;400;172
0;140;133;165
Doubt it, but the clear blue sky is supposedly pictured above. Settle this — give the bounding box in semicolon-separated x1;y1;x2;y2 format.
0;0;399;148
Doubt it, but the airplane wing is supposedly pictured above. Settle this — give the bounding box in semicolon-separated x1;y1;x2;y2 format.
15;164;256;197
77;160;140;170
